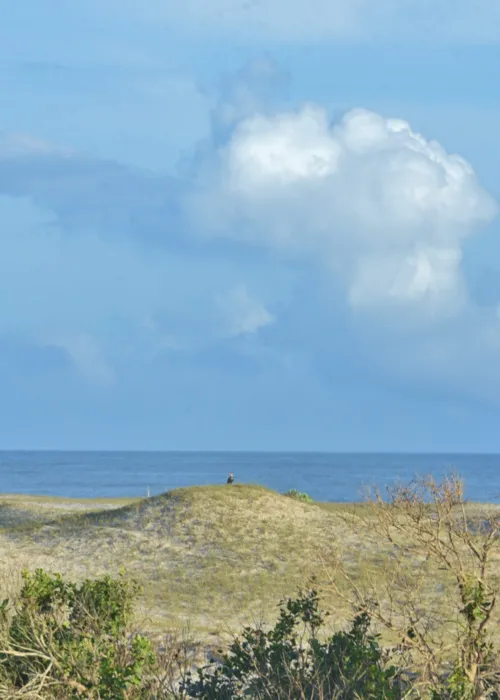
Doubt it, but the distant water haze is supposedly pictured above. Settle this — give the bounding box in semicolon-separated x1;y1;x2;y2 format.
0;451;499;502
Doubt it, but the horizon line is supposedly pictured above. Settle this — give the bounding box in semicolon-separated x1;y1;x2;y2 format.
0;448;499;456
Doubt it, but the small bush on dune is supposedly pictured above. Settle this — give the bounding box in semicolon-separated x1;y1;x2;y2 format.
284;489;313;503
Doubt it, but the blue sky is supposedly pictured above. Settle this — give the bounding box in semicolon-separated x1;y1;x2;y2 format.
1;0;500;451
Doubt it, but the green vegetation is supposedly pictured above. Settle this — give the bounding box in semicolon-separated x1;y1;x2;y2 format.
0;569;156;698
284;489;313;503
0;571;404;699
183;589;403;699
1;476;500;697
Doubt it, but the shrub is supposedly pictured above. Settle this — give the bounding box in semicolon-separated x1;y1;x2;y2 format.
0;568;156;698
182;589;404;699
284;489;313;503
324;474;500;699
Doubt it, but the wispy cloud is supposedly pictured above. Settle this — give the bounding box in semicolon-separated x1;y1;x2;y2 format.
40;333;114;386
0;137;184;245
92;0;500;43
217;285;274;337
0;131;72;158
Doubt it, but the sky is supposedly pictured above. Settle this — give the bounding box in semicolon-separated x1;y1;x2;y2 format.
1;1;500;451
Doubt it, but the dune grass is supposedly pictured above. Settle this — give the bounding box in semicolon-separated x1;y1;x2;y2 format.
0;486;346;639
1;484;500;653
0;494;137;528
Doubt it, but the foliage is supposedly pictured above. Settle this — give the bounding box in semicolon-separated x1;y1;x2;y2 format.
284;489;313;503
182;588;403;699
0;568;156;698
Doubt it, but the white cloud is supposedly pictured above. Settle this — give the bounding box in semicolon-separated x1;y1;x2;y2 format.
348;247;465;313
189;107;497;318
226;107;340;187
217;285;274;337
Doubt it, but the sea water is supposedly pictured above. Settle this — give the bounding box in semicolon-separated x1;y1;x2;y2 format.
0;451;499;502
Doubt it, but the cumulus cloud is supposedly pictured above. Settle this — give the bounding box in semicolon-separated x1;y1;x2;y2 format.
0;91;498;405
209;58;289;145
188;106;498;319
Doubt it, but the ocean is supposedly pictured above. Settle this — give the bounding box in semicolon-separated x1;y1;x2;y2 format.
0;451;498;502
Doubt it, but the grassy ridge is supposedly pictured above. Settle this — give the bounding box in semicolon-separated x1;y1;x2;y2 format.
0;485;345;639
2;484;499;649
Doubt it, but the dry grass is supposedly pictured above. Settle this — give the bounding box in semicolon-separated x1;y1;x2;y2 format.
0;494;138;529
0;486;346;642
1;484;500;656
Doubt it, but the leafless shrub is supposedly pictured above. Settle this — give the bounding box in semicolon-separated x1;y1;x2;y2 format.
321;474;500;697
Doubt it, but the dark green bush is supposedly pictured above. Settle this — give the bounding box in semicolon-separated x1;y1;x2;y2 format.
6;568;495;698
0;568;156;698
182;589;404;699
